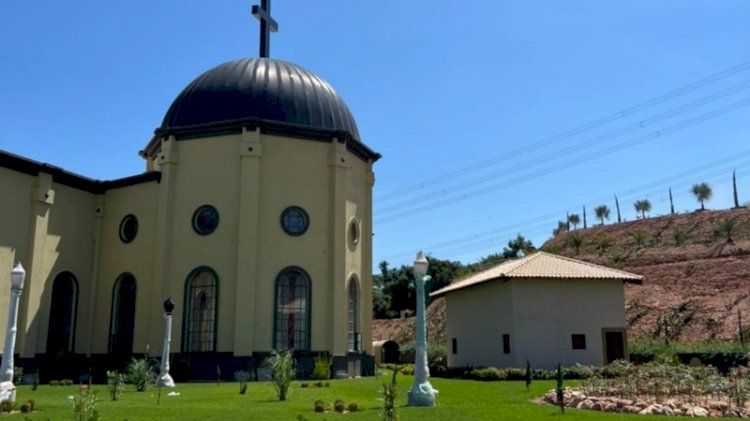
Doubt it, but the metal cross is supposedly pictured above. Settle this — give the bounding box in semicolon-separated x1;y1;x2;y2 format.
252;0;278;58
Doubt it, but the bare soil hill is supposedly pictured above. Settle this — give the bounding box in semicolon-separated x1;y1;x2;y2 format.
373;207;750;344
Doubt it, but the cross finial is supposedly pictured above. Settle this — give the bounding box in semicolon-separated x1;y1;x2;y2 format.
252;0;278;58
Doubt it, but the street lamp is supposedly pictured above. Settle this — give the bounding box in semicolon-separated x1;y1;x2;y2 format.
157;297;175;387
407;251;438;407
0;262;26;402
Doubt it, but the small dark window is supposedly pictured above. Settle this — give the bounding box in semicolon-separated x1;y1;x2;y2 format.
280;206;309;236
502;334;511;354
192;205;219;235
119;214;138;243
572;334;586;350
452;338;458;355
348;219;360;248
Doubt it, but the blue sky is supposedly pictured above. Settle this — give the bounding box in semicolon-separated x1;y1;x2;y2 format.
2;1;749;267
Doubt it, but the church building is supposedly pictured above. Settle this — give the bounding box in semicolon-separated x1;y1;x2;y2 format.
0;2;380;380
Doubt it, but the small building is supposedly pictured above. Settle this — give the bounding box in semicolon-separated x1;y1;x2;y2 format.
430;252;642;370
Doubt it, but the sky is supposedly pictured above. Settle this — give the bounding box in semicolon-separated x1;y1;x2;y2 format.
1;1;749;268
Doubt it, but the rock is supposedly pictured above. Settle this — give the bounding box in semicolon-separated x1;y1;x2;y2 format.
600;402;617;412
622;405;641;414
577;399;595;410
692;406;709;417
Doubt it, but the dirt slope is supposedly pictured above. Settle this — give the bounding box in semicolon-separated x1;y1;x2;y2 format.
374;207;750;344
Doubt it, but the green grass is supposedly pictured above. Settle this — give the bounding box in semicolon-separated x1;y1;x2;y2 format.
14;373;698;420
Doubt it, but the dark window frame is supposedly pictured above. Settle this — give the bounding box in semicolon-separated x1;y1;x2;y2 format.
572;334;587;350
192;204;220;236
108;273;137;354
182;267;219;352
273;267;312;351
119;214;139;243
280;206;309;236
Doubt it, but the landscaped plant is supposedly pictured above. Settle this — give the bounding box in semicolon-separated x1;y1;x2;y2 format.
0;400;14;413
20;401;32;413
235;370;250;394
634;199;652;219
594;205;610;225
631;229;648;249
715;216;738;243
125;357;157;392
568;233;583;255
594;234;610;255
672;228;688;246
348;402;359;412
310;353;332;380
567;214;580;230
525;360;532;391
691;182;713;211
381;367;399;421
264;349;295;401
13;366;23;385
313;399;325;413
73;388;99;421
555;364;564;414
334;399;345;413
106;370;125;401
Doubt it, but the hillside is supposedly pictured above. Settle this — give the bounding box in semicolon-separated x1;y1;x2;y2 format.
373;207;750;345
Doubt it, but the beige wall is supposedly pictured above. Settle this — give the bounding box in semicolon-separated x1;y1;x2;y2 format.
445;279;514;367
445;278;626;369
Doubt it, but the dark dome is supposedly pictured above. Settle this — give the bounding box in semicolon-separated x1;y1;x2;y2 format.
159;58;360;141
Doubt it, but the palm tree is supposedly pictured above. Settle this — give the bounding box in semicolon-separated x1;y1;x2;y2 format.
633;199;652;219
691;182;713;211
594;205;610;225
715;217;737;243
568;214;581;230
569;233;583;255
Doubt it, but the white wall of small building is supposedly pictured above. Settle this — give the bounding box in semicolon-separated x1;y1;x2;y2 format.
445;277;627;370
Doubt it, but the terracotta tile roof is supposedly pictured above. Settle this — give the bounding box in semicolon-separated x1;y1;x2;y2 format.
430;252;643;298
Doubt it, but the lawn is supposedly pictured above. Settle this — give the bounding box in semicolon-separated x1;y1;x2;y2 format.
14;374;699;420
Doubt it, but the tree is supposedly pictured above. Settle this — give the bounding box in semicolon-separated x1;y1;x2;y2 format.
503;234;535;258
691;182;713;211
734;170;741;208
567;214;581;230
569;233;583;255
633;199;652;219
552;221;568;236
669;188;675;215
594;205;610;225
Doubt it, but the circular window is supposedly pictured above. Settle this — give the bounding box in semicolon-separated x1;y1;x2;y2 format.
280;206;309;236
192;205;219;235
119;214;138;243
348;218;360;249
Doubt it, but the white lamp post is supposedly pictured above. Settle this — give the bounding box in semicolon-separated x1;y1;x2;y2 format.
0;263;26;402
157;297;175;387
407;251;438;407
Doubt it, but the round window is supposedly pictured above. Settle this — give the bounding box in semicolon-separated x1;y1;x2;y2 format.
280;206;309;236
348;218;360;249
119;214;138;243
192;205;219;235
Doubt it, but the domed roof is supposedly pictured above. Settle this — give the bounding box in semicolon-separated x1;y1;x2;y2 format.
157;58;360;141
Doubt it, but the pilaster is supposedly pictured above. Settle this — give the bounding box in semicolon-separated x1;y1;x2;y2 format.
82;196;105;355
328;139;349;355
235;128;263;355
18;173;54;357
150;136;179;351
362;167;375;355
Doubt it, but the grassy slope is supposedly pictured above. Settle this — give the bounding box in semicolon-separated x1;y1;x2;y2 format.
17;375;697;420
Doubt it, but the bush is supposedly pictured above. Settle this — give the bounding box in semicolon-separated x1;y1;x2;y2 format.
73;389;99;421
26;399;35;411
469;367;505;381
235;370;250;395
300;382;309;388
49;380;60;386
13;366;23;385
348;402;359;412
310;354;332;380
20;402;32;413
61;379;74;386
106;370;125;401
399;365;414;375
313;400;325;413
334;399;345;413
0;401;14;413
381;368;398;421
125;357;158;392
264;349;295;401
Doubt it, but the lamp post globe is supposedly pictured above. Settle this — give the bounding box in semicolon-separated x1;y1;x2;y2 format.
407;251;438;407
0;262;26;402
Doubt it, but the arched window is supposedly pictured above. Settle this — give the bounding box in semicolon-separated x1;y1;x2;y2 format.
274;267;311;351
182;267;218;352
46;272;78;355
109;273;137;354
347;277;359;352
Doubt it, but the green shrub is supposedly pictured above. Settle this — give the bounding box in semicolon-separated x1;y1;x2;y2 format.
348;402;359;412
264;349;295;401
49;380;60;386
0;401;15;413
26;399;35;411
469;367;504;381
399;364;414;375
300;382;309;388
313;400;325;413
323;382;330;388
235;370;250;395
32;370;39;391
310;353;332;380
20;402;32;413
13;366;23;385
73;389;99;421
106;370;125;401
61;379;74;386
125;357;158;392
381;370;398;421
334;399;345;413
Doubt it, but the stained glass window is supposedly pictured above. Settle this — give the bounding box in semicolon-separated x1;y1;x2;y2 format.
183;268;218;352
280;206;309;236
274;267;310;351
347;278;358;352
47;272;78;355
109;273;137;354
192;205;219;235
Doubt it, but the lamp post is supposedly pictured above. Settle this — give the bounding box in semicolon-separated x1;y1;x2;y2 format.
407;251;438;407
0;263;26;403
157;297;175;387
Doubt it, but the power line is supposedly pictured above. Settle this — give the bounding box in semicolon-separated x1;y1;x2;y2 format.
376;61;750;202
375;97;750;223
376;81;750;214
